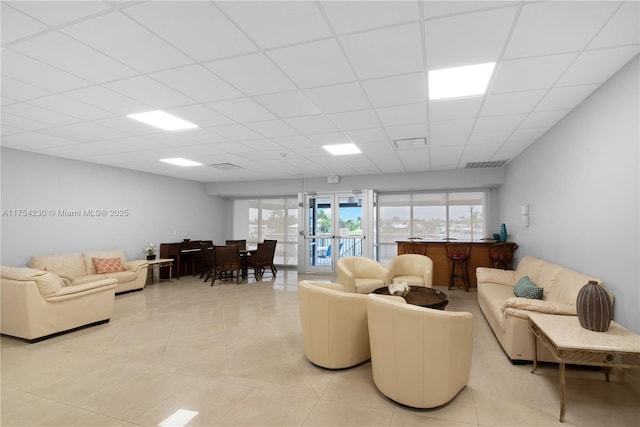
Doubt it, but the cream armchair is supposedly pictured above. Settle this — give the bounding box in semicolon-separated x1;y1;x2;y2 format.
367;294;473;408
337;256;389;294
387;254;433;287
1;266;117;342
297;280;370;369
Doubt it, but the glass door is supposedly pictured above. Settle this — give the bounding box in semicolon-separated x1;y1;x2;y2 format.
301;192;367;274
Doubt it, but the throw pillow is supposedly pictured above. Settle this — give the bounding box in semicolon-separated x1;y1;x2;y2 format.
92;257;125;274
514;275;543;299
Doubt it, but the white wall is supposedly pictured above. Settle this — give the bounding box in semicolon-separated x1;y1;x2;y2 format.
498;55;639;333
0;148;229;266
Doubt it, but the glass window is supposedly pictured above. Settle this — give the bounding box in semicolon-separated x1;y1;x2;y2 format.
232;197;298;267
376;191;488;263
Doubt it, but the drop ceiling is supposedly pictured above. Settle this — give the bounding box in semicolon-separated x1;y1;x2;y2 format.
1;1;638;183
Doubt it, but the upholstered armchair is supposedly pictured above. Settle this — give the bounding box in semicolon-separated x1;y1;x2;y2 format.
336;256;389;294
366;294;473;408
387;254;433;287
297;280;371;369
1;266;117;342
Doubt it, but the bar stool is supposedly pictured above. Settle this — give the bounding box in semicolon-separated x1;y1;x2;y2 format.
446;243;472;292
489;242;519;269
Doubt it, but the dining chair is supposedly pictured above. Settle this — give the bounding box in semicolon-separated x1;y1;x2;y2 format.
225;239;246;250
210;245;241;285
248;242;276;280
263;239;278;274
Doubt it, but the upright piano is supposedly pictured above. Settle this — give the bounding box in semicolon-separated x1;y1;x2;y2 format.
159;240;213;279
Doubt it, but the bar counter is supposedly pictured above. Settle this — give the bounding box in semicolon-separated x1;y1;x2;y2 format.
397;240;507;288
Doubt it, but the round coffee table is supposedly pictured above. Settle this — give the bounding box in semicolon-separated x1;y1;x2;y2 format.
372;286;448;310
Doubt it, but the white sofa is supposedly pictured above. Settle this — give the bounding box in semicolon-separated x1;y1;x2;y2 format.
476;255;607;363
0;266;117;342
28;249;148;294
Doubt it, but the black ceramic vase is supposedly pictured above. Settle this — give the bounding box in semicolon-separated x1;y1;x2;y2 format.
576;280;612;332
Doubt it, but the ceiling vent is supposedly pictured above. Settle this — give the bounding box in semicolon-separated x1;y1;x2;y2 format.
393;137;426;150
209;163;241;171
465;160;509;169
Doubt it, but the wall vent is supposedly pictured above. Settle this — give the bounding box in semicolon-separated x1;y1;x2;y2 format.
209;163;241;170
465;160;509;169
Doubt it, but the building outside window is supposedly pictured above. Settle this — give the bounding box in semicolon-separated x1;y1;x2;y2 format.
376;191;487;264
232;198;298;266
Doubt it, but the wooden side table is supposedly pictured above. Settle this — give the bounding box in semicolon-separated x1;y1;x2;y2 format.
528;312;640;422
146;258;174;284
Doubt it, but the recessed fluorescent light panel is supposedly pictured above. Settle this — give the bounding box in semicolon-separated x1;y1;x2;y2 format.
323;143;361;155
428;62;495;101
160;158;203;167
127;110;198;131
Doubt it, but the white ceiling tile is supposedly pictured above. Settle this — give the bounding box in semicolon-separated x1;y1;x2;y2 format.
474;114;526;133
344;127;389;144
321;1;418;35
504;1;620;59
205;53;295;96
1;76;51;101
0;124;24;136
589;1;640;49
376;103;426;127
245;120;300;138
29;95;113;121
105;76;194;109
491;53;577;93
1;3;48;45
11;31;137;83
557;45;640;86
520;110;569;129
3;102;80;127
65;86;149;115
428;97;483;122
1;111;51;132
7;1;112;28
362;73;426;107
165;105;235;128
327;109;380;131
304;83;371;113
38;122;128;142
218;1;331;49
253;91;321;118
273;135;316;149
151;65;242;103
428;134;468;148
396;149;430;169
340;23;423;79
93;116;160;137
536;84;599;111
62;13;191;73
384;123;428;141
493;140;530;160
207;98;276;123
359;141;395;153
423;1;509;19
467;130;511;145
268;39;356;88
460;144;502;164
481;90;547;116
430;146;464;169
125;1;256;61
429;119;474;137
285;115;338;134
208;124;263;141
306;132;348;145
179;129;231;145
425;7;517;70
2;50;90;92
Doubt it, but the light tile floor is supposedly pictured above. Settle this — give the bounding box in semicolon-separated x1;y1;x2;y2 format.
1;270;639;427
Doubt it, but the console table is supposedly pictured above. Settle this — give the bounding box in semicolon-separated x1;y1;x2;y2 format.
146;258;174;284
529;312;640;422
